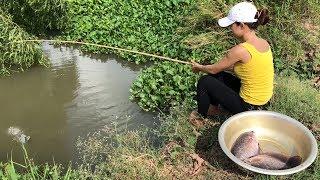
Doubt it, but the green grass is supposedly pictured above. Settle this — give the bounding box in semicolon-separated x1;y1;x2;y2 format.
0;145;79;179
183;0;320;77
268;76;320;124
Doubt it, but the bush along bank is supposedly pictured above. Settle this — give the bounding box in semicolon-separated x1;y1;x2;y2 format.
0;8;48;76
0;0;69;35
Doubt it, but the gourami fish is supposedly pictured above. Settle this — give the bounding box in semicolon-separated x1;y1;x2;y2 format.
231;131;260;160
245;152;302;170
231;131;302;170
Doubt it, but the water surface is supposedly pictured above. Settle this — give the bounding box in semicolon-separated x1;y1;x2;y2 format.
0;43;157;165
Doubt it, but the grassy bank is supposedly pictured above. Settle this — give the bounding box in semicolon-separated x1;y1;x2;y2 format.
1;76;319;179
0;8;48;76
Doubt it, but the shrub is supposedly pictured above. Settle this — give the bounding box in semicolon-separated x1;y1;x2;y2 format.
0;8;48;75
1;0;69;34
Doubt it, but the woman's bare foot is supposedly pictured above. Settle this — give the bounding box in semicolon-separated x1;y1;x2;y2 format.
189;153;205;176
189;111;205;128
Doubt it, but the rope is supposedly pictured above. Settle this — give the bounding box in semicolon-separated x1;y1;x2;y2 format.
11;39;192;65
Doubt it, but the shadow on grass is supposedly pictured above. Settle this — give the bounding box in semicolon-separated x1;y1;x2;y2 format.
194;123;252;177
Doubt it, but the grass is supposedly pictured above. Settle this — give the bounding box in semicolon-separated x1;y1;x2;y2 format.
268;76;320;124
181;0;320;78
0;145;78;179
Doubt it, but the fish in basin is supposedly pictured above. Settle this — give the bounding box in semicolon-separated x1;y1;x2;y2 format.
231;131;260;160
245;152;302;170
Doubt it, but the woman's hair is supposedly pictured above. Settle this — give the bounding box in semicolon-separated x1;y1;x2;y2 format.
236;8;270;29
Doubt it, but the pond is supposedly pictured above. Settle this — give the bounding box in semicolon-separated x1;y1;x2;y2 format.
0;42;158;165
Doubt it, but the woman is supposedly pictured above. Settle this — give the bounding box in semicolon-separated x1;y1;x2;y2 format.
189;2;274;126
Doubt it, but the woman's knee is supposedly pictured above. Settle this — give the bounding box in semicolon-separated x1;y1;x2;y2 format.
198;75;211;86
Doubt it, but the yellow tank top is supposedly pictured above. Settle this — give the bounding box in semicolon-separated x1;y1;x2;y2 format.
234;42;274;105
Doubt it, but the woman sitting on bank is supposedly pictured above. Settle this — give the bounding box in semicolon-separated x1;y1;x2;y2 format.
190;2;274;126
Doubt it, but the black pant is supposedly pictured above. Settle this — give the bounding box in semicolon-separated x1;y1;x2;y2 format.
196;72;261;118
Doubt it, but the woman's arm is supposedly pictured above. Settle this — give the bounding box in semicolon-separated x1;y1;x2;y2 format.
192;45;247;74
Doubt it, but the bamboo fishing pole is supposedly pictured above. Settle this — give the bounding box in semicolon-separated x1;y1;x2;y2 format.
11;39;192;65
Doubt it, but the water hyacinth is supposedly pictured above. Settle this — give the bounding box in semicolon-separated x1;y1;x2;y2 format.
130;61;199;111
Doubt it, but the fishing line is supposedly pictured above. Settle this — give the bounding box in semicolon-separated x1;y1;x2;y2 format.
10;39;192;65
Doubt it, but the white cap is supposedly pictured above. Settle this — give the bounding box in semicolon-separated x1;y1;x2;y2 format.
218;2;258;27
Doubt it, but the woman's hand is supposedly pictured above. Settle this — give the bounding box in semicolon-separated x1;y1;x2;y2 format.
191;61;203;73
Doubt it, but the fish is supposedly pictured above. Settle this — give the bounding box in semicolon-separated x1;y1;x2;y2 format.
245;152;302;170
8;127;22;136
231;131;260;160
7;127;30;144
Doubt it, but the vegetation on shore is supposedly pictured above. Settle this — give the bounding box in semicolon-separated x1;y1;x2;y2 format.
1;0;319;110
0;0;68;34
0;8;48;76
63;0;194;63
129;0;320;111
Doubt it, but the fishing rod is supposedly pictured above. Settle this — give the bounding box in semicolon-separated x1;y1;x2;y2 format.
10;39;192;65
